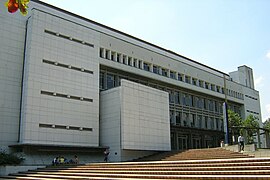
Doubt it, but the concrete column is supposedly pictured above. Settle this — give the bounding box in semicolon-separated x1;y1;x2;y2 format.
257;129;261;148
119;54;123;63
265;131;270;148
150;64;153;72
102;48;105;58
130;57;134;67
108;50;111;60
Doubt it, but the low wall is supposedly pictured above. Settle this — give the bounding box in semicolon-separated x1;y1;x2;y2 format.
223;144;256;152
0;165;45;176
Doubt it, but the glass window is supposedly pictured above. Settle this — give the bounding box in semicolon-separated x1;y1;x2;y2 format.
198;115;202;128
128;57;132;66
107;73;115;89
99;72;105;89
192;78;197;86
169;90;175;103
105;50;110;59
183;113;189;127
191;114;196;127
210;117;214;129
204;99;208;110
178;74;183;81
170;110;175;124
111;51;116;61
143;62;150;71
175;91;180;104
216;86;220;93
205;82;209;89
138;60;142;69
211;84;215;91
133;59;137;67
116;53;120;62
123;55;127;64
199;80;204;87
185;76;191;84
162;68;168;77
170;71;176;79
216;118;219;130
176;111;181;125
153;65;159;74
205;116;208;129
99;48;104;58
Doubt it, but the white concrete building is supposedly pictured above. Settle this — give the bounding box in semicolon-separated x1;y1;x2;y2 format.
0;0;263;164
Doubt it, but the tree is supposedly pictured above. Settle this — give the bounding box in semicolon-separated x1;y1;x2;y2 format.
263;118;270;131
243;115;260;144
227;110;243;144
228;109;243;128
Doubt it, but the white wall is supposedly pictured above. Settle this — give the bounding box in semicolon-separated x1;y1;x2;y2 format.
0;1;28;149
100;87;122;162
20;9;100;146
121;79;171;151
100;80;170;162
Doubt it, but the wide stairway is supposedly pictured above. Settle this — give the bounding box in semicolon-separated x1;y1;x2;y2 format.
135;147;253;161
2;148;270;179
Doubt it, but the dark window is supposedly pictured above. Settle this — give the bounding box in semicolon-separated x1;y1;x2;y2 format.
153;65;159;74
143;63;150;71
107;73;115;89
178;74;183;81
162;68;167;77
176;111;181;125
170;71;176;79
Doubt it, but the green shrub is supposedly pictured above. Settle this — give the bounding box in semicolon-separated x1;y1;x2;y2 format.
0;151;23;166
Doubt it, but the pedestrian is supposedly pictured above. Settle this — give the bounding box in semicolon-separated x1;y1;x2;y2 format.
104;148;110;162
238;134;245;151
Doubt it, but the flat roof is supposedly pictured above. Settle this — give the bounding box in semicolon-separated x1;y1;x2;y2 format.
31;0;229;77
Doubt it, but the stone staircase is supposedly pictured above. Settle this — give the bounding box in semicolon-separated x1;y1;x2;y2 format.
134;147;253;161
2;148;270;179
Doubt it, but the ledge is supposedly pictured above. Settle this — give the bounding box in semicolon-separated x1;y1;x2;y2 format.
9;143;108;152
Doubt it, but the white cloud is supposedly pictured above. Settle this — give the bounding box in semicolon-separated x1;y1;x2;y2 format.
254;76;263;89
266;51;270;60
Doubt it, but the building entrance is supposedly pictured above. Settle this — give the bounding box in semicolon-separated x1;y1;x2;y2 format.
177;135;188;150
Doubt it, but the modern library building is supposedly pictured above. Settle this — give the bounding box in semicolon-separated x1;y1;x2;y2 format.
0;0;263;164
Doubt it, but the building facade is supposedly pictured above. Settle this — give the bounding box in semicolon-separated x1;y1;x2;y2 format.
0;0;262;163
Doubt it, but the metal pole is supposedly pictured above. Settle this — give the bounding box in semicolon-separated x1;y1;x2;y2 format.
223;75;229;145
223;102;229;145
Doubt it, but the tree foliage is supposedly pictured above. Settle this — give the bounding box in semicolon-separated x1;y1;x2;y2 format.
228;109;243;128
263;118;270;131
243;115;260;144
0;151;23;165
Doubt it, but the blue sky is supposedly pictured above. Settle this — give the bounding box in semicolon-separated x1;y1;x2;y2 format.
39;0;270;121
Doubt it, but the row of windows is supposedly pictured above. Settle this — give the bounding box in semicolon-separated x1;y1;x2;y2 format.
99;71;241;114
246;110;260;115
245;94;258;101
168;90;223;113
39;123;93;131
99;48;244;100
42;59;94;74
44;29;94;48
100;70;243;131
41;90;93;102
170;111;222;131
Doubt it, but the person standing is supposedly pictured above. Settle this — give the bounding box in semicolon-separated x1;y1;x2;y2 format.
238;135;245;151
104;148;110;162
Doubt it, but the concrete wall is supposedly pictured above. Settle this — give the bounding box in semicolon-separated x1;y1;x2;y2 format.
0;0;28;149
100;87;122;162
120;79;170;151
100;80;170;161
20;9;100;146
